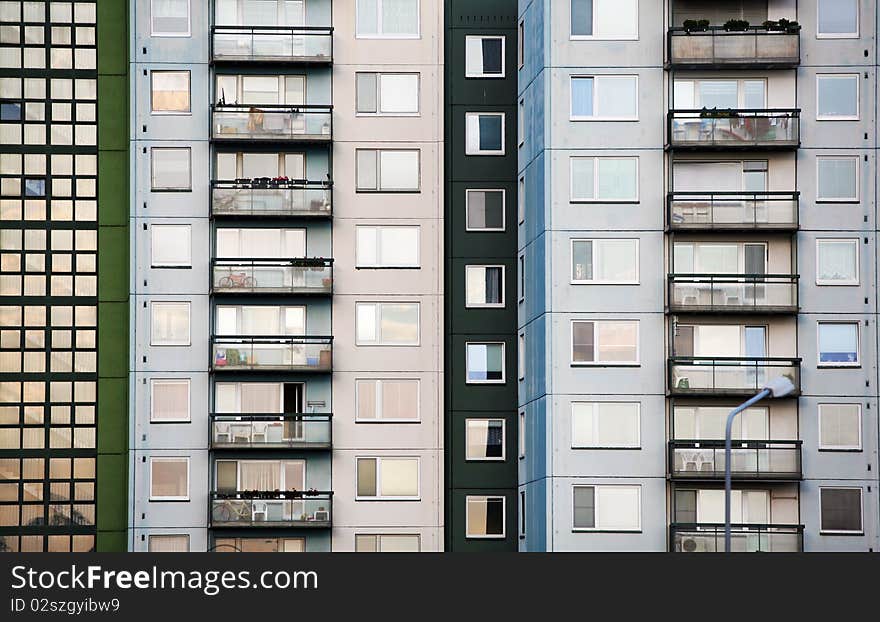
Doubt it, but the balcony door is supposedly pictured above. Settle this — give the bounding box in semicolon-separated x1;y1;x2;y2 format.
673;405;769;440
673;79;766;110
672;0;768;26
215;305;306;336
696;489;769;525
216;459;306;492
216;227;307;258
674;324;766;357
673;242;766;274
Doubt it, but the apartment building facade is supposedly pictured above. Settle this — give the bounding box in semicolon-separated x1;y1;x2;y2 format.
518;0;880;552
129;0;443;552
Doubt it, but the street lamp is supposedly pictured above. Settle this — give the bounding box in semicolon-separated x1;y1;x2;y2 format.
724;376;796;553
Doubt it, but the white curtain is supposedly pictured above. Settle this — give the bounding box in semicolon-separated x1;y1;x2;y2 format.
240;461;280;490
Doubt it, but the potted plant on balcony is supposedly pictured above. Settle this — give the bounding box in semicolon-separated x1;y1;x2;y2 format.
682;19;710;33
723;19;750;31
763;18;801;33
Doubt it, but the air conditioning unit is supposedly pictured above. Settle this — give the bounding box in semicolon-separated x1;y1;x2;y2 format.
681;537;700;553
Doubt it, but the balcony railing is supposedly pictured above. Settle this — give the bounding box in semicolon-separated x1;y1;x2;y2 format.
669;440;802;480
667;274;799;313
667;192;799;231
212;26;333;63
670;524;804;552
210;491;332;528
212;258;333;295
668;27;800;68
212;104;332;142
211;414;331;450
212;336;332;372
668;109;800;150
669;357;801;397
212;180;332;218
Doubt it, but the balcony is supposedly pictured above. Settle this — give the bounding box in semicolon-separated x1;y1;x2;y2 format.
212;26;333;64
669;357;801;397
212;336;332;372
212;105;332;142
211;414;331;450
668;109;800;151
210;492;332;528
670;524;804;552
669;440;802;481
212;180;332;218
667;274;799;313
667;192;799;232
668;27;800;69
212;259;333;295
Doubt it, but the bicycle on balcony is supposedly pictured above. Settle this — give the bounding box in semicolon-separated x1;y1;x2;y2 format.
212;498;252;523
217;271;257;289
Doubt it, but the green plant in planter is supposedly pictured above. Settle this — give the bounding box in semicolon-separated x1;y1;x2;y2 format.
764;18;801;33
723;19;750;31
699;107;739;119
682;19;710;33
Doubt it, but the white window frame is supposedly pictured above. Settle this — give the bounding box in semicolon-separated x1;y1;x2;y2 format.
149;456;190;501
816;238;860;286
570;320;640;366
356;149;421;193
465;189;506;232
465;341;506;385
150;0;191;38
150;224;192;268
356;225;421;268
569;156;639;203
355;534;421;552
465;35;506;79
570;401;641;449
465;264;505;309
816;0;859;39
355;72;420;117
570;238;640;284
465;112;506;156
465;418;506;462
518;411;526;458
150;70;191;115
150;378;191;423
150;146;192;191
819;486;864;534
818;403;863;451
569;75;639;121
817;320;861;368
355;456;421;501
355;0;421;40
465;495;506;539
355;378;421;423
355;302;421;346
569;0;639;41
816;156;859;202
816;74;860;121
150;301;191;346
572;484;642;532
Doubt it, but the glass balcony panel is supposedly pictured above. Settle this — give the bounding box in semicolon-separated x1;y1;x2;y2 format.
671;524;803;552
211;493;332;528
670;441;802;479
669;110;799;149
212;183;331;217
669;358;800;396
212;105;332;142
211;414;331;449
668;275;798;313
212;337;332;372
213;27;332;63
668;192;798;230
212;260;332;294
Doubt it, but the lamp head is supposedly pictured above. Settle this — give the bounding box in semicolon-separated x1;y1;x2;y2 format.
763;376;796;398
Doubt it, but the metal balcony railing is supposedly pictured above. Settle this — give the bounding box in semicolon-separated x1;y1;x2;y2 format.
668;27;800;68
212;180;332;218
212;25;333;63
668;440;803;480
212;104;332;142
667;191;799;231
212;258;333;295
667;274;799;313
210;414;332;450
212;336;332;372
210;491;332;528
670;523;804;552
668;109;800;150
668;357;801;396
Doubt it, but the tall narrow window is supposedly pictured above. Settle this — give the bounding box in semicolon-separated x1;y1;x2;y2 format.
465;35;505;78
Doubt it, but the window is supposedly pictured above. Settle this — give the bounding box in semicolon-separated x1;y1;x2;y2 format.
519;491;526;537
466;189;505;231
518;333;525;379
466;35;505;78
356;379;420;422
673;78;765;109
820;488;863;534
518;177;525;223
818;321;859;367
571;239;638;283
817;156;858;202
570;76;638;120
572;485;640;531
465;265;504;308
818;404;862;451
517;20;524;68
466;342;505;384
571;402;640;448
215;459;305;493
356;302;420;345
356;149;420;192
465;112;505;155
570;0;638;40
816;239;859;285
518;412;526;458
571;320;639;365
356;73;419;115
518;255;525;301
466;419;505;461
817;74;859;120
817;0;858;38
150;147;191;191
149;457;189;501
150;302;190;346
216;227;305;259
466;496;505;538
570;157;638;202
356;226;419;268
148;535;190;552
356;457;419;500
151;224;191;268
150;71;190;113
150;379;190;423
355;534;420;552
518;99;525;145
151;0;190;37
356;0;419;38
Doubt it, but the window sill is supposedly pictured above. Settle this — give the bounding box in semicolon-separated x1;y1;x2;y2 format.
570;200;640;205
355;497;422;502
817;364;861;369
151;265;192;270
571;446;642;451
356;266;421;270
355;419;421;424
151;188;193;193
356;189;422;194
572;529;642;534
817;447;863;453
819;530;864;536
465;535;506;540
571;363;640;368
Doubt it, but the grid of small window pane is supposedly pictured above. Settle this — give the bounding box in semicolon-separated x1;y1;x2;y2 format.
0;1;97;551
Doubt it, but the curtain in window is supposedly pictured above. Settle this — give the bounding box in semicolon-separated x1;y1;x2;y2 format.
571;0;593;36
481;38;502;74
149;535;188;552
596;76;636;117
152;381;188;421
596;159;636;201
379;150;418;190
818;76;858;117
152;72;189;111
572;241;592;280
485;267;502;304
820;404;860;448
467;498;488;534
381;380;417;419
242;0;276;26
819;323;858;363
572;322;594;362
241;306;279;335
356;0;379;35
571;78;593;117
239;461;281;491
818;158;857;199
152;304;188;343
151;460;187;497
379;74;418;113
817;0;857;35
595;240;636;281
357;381;377;419
379;458;417;496
152;0;189;34
573;487;595;528
571;158;594;200
597;322;637;362
382;0;418;36
821;489;861;531
379;304;419;344
240;383;281;413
